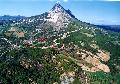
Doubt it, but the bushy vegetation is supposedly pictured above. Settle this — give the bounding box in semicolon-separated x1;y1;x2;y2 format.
64;22;120;84
0;48;61;84
0;19;120;84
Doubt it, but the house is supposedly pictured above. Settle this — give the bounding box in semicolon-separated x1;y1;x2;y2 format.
15;32;25;38
35;38;47;42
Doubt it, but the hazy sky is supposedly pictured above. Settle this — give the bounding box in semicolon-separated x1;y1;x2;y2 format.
0;0;120;25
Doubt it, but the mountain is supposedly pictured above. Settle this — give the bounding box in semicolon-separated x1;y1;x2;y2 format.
0;15;26;25
96;25;120;32
15;3;76;31
0;15;26;21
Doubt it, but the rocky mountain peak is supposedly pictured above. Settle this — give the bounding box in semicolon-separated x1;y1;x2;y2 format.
46;3;76;31
48;3;76;23
51;2;65;13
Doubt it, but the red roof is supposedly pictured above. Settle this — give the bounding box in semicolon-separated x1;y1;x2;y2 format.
36;38;47;41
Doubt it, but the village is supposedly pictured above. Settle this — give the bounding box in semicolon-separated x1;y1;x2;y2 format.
3;26;111;74
6;26;110;74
